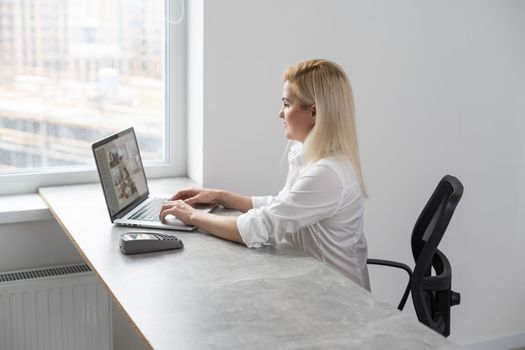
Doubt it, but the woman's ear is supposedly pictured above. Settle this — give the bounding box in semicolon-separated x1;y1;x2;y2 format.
312;105;316;116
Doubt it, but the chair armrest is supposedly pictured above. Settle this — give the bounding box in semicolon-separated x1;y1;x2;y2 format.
367;258;413;310
367;259;413;279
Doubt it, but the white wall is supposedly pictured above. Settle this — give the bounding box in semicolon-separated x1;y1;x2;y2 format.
0;220;82;272
195;0;525;346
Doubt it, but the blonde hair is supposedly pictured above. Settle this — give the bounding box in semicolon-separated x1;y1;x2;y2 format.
283;59;367;197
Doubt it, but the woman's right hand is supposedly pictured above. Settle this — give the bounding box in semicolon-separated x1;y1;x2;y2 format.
171;188;222;206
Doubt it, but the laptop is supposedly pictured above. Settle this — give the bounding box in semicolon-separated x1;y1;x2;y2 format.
92;127;214;231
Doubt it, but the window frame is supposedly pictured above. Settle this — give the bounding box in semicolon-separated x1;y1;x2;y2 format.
0;0;186;196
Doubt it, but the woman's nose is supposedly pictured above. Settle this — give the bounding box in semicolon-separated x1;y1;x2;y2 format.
279;109;284;119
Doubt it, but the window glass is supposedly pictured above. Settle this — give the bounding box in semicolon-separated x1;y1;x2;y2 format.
0;0;165;172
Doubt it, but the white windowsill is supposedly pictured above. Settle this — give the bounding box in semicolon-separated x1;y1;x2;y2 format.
0;194;52;224
0;177;199;225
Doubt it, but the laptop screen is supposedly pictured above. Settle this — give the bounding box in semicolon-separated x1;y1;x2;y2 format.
92;128;149;217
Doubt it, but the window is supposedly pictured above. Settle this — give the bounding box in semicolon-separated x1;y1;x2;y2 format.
0;0;184;194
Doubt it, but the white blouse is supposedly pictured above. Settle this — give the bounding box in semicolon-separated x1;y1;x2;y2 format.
236;143;370;291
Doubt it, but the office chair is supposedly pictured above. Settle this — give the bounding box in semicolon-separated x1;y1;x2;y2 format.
367;175;463;337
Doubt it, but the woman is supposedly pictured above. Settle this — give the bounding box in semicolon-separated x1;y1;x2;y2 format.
160;59;370;290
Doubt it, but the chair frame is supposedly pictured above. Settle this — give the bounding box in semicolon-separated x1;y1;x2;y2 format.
368;175;463;337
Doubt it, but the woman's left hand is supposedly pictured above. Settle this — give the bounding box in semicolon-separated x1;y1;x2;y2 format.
160;200;196;225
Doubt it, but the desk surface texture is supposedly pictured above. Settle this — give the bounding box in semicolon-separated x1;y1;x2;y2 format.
39;179;457;349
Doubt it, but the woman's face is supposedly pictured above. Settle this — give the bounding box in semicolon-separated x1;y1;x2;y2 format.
279;81;315;143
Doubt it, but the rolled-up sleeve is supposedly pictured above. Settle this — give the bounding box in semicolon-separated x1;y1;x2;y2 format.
236;162;344;248
252;196;274;209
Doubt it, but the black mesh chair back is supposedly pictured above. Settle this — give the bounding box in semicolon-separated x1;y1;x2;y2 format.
410;175;463;336
367;175;463;337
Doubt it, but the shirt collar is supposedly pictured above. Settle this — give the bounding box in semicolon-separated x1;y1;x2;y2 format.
288;142;304;167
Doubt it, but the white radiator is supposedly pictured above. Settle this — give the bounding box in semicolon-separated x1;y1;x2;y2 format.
0;264;112;350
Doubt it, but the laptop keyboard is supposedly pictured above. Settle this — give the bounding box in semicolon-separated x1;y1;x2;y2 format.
128;198;167;222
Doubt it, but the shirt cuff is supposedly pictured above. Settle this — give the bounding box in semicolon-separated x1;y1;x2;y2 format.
236;209;269;248
252;196;273;209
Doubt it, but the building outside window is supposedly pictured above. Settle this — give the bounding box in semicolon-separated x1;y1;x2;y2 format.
0;0;171;174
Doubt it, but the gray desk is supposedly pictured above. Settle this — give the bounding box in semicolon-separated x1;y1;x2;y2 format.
39;179;456;349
